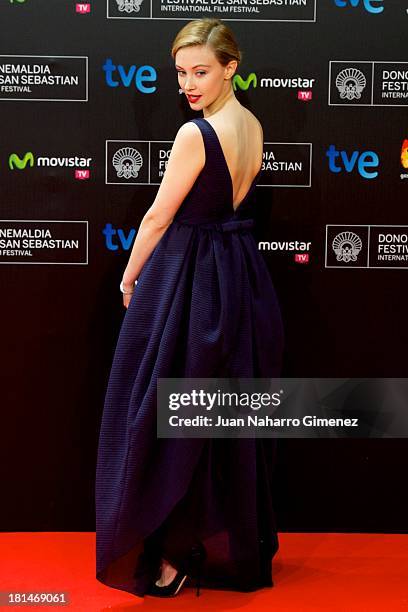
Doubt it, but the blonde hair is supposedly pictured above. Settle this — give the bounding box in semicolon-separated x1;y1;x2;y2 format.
171;18;242;68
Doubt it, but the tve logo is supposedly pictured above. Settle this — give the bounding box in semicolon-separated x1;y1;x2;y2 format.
103;223;136;251
326;145;379;178
103;59;156;92
333;0;384;14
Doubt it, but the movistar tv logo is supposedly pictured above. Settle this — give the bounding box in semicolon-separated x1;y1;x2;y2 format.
233;72;315;98
9;152;34;170
8;151;92;178
233;73;257;91
10;0;27;3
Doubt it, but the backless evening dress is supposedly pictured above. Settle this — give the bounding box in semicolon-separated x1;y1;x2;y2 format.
95;116;285;596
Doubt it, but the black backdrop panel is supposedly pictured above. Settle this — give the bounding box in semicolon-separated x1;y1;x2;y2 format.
1;0;407;532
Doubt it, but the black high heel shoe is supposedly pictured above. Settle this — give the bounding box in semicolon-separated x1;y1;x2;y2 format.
147;543;207;598
189;543;207;596
147;568;189;597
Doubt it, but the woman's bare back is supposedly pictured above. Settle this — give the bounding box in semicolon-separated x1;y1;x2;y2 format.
203;106;263;210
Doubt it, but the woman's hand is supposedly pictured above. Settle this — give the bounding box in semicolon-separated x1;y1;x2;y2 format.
123;291;133;309
121;280;136;309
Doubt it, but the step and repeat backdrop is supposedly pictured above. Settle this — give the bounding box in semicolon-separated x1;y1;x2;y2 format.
1;1;407;532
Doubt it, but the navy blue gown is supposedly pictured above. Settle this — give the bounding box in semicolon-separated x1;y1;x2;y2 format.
95;117;285;597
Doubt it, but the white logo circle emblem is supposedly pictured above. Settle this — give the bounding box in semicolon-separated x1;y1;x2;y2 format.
332;231;362;262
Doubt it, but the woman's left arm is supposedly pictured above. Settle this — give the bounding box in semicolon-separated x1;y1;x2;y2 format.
121;121;205;292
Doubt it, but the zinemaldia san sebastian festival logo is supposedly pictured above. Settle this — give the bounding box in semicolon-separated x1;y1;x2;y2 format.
0;221;88;264
328;61;408;107
0;55;88;101
106;0;316;21
325;225;408;269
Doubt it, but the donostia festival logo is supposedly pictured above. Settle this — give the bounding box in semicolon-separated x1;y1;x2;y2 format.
335;68;366;101
116;0;143;12
332;231;363;263
112;147;143;179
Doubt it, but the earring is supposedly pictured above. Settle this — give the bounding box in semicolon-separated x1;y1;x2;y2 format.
179;88;184;94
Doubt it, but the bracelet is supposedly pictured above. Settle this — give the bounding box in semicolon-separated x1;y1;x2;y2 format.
120;279;138;294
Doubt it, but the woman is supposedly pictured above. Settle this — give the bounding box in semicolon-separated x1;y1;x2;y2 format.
95;17;285;598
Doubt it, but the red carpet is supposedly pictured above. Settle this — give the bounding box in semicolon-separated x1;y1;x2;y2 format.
1;532;407;610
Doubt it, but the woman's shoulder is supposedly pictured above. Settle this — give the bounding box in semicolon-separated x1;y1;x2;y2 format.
174;119;206;144
169;120;206;171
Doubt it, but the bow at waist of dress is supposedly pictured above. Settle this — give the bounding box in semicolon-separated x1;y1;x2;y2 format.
174;217;255;233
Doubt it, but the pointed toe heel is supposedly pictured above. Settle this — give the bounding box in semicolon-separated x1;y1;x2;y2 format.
147;570;188;597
